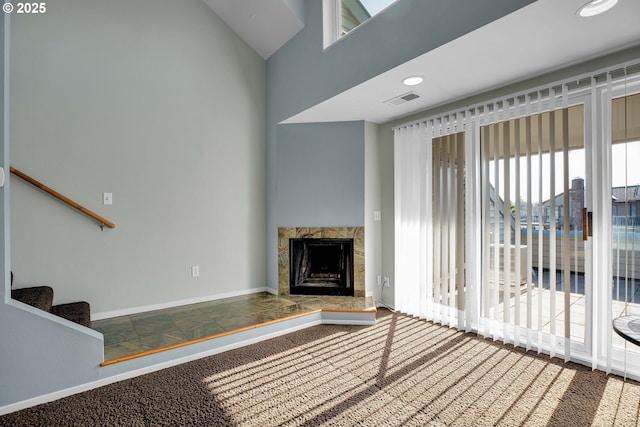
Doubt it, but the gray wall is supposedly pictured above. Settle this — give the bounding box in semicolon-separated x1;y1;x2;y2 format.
265;0;536;291
1;10;104;409
9;0;266;315
364;122;382;298
276;122;364;227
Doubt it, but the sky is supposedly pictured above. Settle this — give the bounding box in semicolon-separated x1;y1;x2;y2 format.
360;0;398;16
491;140;640;204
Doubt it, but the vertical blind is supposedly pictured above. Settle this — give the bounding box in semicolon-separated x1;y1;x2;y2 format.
395;115;472;329
393;122;429;319
479;97;584;362
393;60;640;377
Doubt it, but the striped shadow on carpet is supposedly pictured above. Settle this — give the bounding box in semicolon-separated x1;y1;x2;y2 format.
2;309;640;426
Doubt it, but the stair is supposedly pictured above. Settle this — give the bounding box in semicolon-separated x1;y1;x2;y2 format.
51;301;92;328
10;286;54;312
10;274;91;327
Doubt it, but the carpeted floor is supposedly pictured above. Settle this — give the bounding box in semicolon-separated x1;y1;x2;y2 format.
2;309;640;426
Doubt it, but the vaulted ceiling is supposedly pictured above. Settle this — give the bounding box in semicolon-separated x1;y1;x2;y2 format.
205;0;640;125
203;0;304;59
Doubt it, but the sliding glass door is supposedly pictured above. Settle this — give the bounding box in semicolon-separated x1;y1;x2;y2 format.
479;97;590;359
393;60;640;377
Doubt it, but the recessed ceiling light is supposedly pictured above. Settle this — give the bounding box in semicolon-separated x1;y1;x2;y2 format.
577;0;618;17
402;76;423;86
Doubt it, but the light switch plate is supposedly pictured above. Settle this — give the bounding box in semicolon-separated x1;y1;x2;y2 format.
103;192;113;205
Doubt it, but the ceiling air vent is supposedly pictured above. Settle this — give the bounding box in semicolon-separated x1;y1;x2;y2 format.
384;91;421;106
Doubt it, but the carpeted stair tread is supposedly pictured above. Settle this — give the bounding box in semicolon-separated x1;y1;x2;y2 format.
51;301;92;328
11;286;54;312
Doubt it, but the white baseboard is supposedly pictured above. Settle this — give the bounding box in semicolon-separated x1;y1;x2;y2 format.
265;286;278;296
92;287;268;321
376;301;395;311
322;319;376;326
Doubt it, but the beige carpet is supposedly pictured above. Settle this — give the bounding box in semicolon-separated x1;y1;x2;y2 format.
2;309;640;426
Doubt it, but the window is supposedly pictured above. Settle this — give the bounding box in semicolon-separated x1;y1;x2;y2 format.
323;0;399;48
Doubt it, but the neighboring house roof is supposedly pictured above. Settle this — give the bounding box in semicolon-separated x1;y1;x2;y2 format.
612;185;640;203
541;193;567;208
540;184;640;206
341;0;371;35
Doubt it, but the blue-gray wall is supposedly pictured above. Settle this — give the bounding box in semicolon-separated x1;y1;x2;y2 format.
276;122;364;227
267;0;536;123
265;0;536;290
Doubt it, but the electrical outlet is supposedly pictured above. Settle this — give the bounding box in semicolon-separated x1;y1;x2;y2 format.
191;266;200;277
377;275;382;286
374;211;382;221
383;276;390;287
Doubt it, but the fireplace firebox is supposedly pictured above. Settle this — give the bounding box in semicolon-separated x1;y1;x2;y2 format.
289;238;354;296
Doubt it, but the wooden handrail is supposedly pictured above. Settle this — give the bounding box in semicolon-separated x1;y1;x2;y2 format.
10;166;116;229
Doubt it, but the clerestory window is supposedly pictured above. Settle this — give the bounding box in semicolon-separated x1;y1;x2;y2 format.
323;0;399;48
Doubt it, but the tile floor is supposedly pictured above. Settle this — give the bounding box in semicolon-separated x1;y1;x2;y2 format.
92;292;375;362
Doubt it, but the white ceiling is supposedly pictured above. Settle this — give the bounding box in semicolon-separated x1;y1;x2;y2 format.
203;0;304;59
205;0;640;126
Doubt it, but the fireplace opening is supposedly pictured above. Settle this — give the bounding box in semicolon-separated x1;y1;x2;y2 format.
289;238;354;296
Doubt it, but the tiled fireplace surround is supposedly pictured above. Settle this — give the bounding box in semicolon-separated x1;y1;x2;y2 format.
278;227;365;297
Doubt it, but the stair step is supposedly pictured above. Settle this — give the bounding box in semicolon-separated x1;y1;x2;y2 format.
11;286;54;312
51;302;91;328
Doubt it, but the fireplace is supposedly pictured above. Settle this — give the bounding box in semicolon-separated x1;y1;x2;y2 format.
278;227;365;297
289;238;354;296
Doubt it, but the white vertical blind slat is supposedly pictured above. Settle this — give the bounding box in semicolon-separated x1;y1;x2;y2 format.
457;132;466;317
444;135;452;321
549;90;558;358
425;122;435;321
525;108;534;351
493;120;501;339
450;134;458;323
537;92;544;352
514;104;523;344
433;132;442;322
468;117;481;332
503;120;512;343
604;73;614;374
482;125;491;327
562;94;571;362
